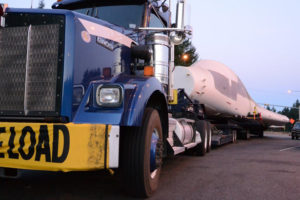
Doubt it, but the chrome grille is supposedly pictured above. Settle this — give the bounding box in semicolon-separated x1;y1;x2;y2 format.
0;26;28;112
25;24;60;113
0;14;64;117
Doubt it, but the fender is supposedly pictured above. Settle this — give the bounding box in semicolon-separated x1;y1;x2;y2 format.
72;74;166;126
120;76;167;127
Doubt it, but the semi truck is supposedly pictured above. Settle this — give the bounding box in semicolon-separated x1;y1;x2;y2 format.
0;0;288;197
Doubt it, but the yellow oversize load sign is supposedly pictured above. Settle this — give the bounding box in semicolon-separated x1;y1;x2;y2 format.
0;123;111;172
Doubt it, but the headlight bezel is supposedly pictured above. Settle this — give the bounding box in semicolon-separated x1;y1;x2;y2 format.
95;84;123;108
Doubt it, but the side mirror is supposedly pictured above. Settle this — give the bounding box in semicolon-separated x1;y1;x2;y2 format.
170;0;186;45
170;32;184;45
170;25;192;45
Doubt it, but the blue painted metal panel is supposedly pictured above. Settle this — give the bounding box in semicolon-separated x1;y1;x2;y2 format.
71;13;133;119
60;11;76;120
73;85;125;124
119;76;166;126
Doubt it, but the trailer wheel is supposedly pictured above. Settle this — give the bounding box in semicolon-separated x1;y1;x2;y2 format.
258;129;264;138
194;120;207;156
120;108;163;197
206;122;212;153
239;129;249;140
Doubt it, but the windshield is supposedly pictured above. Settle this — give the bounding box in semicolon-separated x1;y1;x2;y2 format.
73;4;145;29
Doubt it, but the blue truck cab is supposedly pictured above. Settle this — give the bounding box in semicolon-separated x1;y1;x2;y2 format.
0;0;206;197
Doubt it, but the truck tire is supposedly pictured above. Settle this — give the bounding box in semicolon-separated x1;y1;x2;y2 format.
239;129;249;140
258;129;264;138
120;108;163;198
194;120;208;156
206;122;212;153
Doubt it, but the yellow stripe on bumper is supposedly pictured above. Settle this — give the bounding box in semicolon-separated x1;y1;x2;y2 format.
0;123;118;172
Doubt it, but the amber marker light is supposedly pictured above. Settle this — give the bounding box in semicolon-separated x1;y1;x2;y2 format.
144;66;154;76
290;118;295;124
182;54;189;61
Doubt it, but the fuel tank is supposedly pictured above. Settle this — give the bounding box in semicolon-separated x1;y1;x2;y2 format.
174;60;289;126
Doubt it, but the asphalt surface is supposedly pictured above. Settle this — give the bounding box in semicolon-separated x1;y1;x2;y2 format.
1;132;300;200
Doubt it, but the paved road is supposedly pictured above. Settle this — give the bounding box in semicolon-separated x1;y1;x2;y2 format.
1;132;300;200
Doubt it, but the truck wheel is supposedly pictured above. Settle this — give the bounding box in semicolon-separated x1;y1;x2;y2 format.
194;120;207;156
120;108;163;198
206;122;212;153
258;129;264;138
240;130;249;140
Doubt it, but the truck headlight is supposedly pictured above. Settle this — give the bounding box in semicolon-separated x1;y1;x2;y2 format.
96;85;123;107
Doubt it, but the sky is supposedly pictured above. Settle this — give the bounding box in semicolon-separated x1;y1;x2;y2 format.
1;0;300;110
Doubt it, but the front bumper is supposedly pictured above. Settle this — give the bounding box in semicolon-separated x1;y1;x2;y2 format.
0;122;119;172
